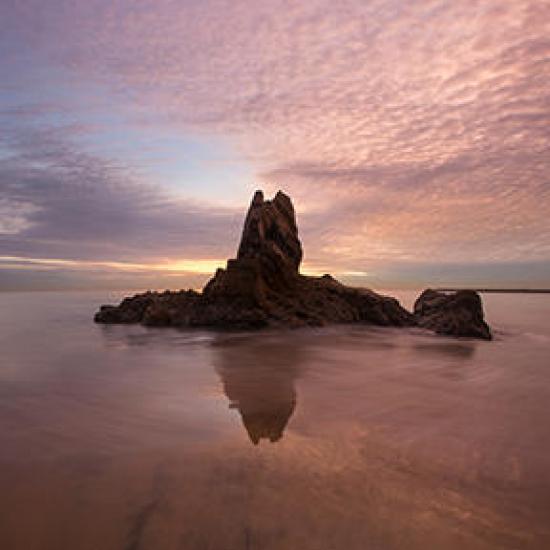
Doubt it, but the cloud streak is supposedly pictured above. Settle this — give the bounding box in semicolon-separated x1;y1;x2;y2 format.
0;123;243;264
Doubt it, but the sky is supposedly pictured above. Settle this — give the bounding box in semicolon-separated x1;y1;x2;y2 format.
1;0;549;290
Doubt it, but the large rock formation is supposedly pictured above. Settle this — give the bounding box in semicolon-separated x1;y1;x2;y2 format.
94;190;492;339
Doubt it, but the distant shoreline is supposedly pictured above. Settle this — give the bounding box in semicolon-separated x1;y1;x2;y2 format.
436;288;550;294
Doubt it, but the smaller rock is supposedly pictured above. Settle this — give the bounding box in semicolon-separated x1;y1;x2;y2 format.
93;293;156;323
414;289;492;340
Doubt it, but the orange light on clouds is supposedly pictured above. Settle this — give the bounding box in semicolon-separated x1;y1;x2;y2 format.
0;256;370;280
0;256;226;275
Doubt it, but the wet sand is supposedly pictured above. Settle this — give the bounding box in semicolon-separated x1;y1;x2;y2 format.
0;291;549;549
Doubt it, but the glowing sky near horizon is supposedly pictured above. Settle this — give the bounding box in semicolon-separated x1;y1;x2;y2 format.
1;0;549;290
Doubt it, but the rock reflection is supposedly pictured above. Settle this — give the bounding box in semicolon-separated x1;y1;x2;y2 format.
213;334;304;444
412;341;476;359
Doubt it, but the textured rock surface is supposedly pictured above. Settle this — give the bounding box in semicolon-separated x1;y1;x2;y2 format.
237;190;302;286
414;289;492;340
94;190;491;339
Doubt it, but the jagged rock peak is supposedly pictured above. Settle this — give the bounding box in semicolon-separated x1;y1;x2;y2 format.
251;189;264;206
237;189;302;272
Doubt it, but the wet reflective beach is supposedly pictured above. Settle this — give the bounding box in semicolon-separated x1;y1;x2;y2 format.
0;291;549;549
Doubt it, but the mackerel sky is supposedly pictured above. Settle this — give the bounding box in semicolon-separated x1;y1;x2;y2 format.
1;0;549;290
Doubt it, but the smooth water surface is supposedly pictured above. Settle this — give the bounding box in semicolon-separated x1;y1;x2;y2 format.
0;290;549;549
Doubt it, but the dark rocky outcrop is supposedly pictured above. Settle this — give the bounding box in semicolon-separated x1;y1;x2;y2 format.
414;289;492;340
237;190;302;287
94;190;492;339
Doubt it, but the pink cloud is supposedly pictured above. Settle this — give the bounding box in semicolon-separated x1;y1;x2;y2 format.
2;0;549;282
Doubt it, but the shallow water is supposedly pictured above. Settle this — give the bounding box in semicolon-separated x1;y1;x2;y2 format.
0;290;549;549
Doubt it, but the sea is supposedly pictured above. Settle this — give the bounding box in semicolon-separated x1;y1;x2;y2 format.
0;290;549;549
